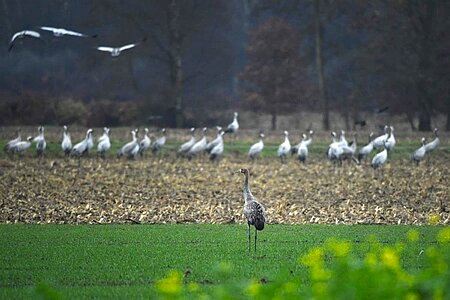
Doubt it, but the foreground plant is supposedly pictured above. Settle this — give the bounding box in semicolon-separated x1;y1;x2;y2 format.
153;227;450;299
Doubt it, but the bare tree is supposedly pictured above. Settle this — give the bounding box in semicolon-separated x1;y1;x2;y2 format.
240;18;307;130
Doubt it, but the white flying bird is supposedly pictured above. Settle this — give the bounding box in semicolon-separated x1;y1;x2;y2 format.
39;26;97;38
8;30;41;52
96;38;146;57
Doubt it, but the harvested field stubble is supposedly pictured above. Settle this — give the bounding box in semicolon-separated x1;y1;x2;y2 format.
0;156;448;225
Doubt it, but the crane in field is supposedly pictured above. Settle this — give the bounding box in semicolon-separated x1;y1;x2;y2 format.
238;168;266;252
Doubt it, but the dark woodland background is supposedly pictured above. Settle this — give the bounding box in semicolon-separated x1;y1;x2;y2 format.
1;0;449;131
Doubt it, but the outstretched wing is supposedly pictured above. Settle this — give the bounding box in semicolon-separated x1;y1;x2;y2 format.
40;26;58;32
119;43;138;51
96;46;114;53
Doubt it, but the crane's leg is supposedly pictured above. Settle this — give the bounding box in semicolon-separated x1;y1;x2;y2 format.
248;223;251;253
255;228;257;252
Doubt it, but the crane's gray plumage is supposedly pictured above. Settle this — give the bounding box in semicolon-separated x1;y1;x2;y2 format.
209;131;224;162
297;134;310;163
424;128;440;153
277;131;291;163
205;126;223;153
225;112;239;134
97;127;111;158
118;129;139;159
239;168;266;252
151;128;166;154
411;137;427;165
4;128;21;153
187;127;207;159
372;126;389;149
139;128;151;157
248;133;264;160
357;132;374;162
33;126;46;157
178;128;196;156
9;136;33;155
71;129;93;157
371;132;391;169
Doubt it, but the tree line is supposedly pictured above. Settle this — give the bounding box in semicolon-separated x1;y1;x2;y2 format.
1;0;449;131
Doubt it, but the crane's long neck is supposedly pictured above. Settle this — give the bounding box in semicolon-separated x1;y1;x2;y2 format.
243;173;252;202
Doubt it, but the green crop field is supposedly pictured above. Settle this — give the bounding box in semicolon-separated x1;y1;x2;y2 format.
0;225;448;299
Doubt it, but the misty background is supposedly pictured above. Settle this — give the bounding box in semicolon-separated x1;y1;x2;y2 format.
1;0;449;131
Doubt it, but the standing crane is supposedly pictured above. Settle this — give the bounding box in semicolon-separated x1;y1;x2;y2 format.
277;131;291;164
97;127;111;159
33;126;46;157
225;112;239;134
61;125;72;157
372;125;389;149
187;127;208;159
9;136;33;156
248;132;265;160
4;128;21;153
238;168;266;252
357;132;374;163
151;128;166;154
209;131;225;163
297;134;311;163
178;128;196;157
385;126;396;151
411;137;427;165
139;128;151;157
118;129;139;159
71;129;93;157
291;130;313;156
371;132;391;170
424;128;440;153
205;126;223;153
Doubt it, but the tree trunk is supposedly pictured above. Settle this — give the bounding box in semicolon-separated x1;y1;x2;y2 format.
406;112;417;131
447;95;450;131
271;112;277;131
415;0;435;132
167;0;183;128
314;0;329;131
418;111;431;131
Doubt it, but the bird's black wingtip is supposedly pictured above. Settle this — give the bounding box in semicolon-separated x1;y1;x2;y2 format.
8;43;14;52
91;34;98;38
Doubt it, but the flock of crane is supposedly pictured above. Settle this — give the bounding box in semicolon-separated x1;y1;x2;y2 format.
2;112;441;168
8;26;144;56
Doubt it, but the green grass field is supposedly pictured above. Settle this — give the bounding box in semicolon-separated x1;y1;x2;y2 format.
0;224;446;299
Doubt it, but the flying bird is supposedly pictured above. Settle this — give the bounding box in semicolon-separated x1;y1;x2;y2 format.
8;30;41;52
39;26;97;38
96;38;146;57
